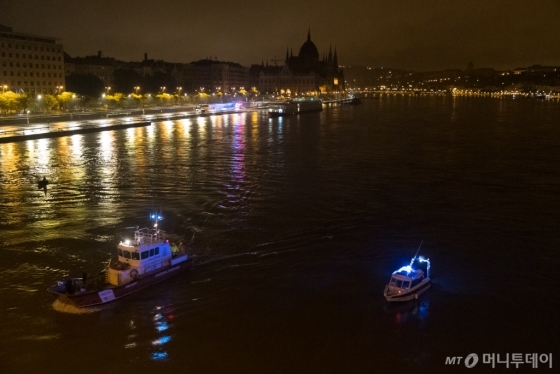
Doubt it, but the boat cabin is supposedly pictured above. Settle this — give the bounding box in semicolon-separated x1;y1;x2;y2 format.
107;225;182;286
387;256;430;291
388;269;425;290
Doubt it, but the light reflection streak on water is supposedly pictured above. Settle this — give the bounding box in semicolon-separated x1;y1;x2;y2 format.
181;118;192;137
57;136;84;192
125;127;135;145
150;308;174;361
231;115;245;182
99;131;113;163
0;142;15;169
97;131;120;216
69;134;82;158
0;143;19;201
175;118;189;139
163;121;173;138
196;116;206;137
36;138;50;167
147;123;155;140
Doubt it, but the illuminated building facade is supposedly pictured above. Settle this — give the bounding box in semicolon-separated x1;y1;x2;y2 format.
0;24;65;94
186;59;250;93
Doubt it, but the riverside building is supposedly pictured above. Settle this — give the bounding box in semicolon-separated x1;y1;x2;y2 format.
252;29;345;95
0;24;65;95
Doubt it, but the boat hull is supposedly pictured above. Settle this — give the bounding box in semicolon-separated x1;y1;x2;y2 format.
384;279;431;302
268;101;322;117
48;256;190;308
268;107;322;117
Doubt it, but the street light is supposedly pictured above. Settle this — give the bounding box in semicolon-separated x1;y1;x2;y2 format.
160;86;166;93
2;85;7;93
105;86;111;94
56;85;63;93
134;86;140;94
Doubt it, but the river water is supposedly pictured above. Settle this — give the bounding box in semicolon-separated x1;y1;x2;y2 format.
1;96;559;373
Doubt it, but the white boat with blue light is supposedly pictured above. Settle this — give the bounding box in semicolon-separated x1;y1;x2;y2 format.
48;213;189;308
384;255;431;302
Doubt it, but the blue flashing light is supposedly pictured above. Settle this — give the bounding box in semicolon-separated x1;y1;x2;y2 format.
152;335;171;345
156;321;169;332
393;265;413;274
152;352;168;360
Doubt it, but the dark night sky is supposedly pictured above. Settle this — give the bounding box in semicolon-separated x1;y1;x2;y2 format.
2;0;560;71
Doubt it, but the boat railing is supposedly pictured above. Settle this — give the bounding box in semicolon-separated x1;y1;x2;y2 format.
134;227;166;244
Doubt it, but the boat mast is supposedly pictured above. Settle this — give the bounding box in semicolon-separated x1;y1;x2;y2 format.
414;240;423;259
150;212;163;239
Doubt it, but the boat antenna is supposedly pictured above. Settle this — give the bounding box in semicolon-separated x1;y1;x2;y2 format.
414;240;423;258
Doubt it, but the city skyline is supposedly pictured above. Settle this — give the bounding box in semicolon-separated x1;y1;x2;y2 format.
2;0;560;72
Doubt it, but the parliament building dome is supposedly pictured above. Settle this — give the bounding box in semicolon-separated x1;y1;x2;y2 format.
298;29;319;60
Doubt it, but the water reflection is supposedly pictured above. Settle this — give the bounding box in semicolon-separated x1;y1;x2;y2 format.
231;115;246;182
70;134;82;158
39;138;50;164
99;130;113;162
123;305;177;361
149;307;174;361
384;299;430;328
163;121;174;138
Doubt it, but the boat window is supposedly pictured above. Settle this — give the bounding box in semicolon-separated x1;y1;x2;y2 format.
118;248;123;257
389;277;397;286
402;281;410;289
132;252;140;260
154;247;159;255
150;248;154;257
141;251;149;260
396;280;402;288
123;250;131;259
